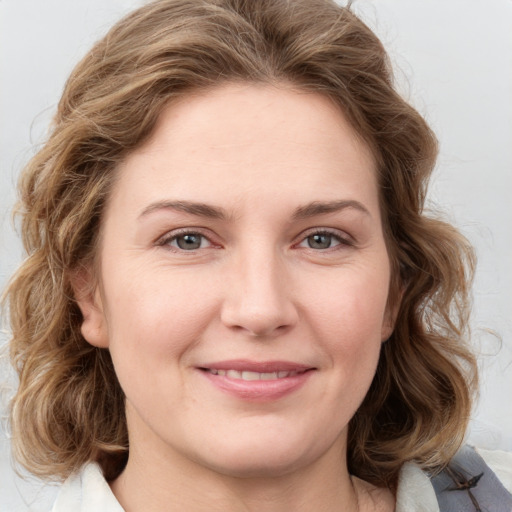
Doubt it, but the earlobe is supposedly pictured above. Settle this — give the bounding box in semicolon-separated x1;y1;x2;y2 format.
70;268;109;348
381;316;395;342
381;286;404;342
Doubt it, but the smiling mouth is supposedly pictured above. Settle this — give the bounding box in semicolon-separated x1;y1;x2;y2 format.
198;363;315;401
197;360;315;400
202;369;308;381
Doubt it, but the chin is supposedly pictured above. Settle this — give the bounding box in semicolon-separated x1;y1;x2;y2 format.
196;435;325;479
207;454;307;479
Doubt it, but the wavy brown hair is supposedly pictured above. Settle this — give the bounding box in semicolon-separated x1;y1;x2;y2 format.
3;0;477;489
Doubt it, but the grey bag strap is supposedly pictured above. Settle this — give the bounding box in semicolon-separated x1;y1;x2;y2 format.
431;445;512;512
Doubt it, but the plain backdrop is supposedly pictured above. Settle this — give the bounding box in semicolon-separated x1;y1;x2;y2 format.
1;1;511;510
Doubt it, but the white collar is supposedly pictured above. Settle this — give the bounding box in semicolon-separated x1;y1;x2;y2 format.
395;461;440;512
51;463;124;512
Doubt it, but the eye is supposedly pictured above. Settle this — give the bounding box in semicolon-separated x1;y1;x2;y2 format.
173;233;206;250
157;231;213;251
297;230;352;250
305;233;338;250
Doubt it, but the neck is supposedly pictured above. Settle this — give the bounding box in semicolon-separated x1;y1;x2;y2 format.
110;439;360;512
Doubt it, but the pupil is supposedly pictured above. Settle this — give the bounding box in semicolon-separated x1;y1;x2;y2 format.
309;234;331;249
177;234;201;250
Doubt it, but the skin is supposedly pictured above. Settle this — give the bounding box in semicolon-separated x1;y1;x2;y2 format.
76;82;396;511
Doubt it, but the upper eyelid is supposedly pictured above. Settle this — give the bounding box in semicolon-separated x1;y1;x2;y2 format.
155;227;216;246
296;227;354;243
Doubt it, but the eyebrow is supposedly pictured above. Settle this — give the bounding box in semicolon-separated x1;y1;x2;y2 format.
138;200;228;220
292;200;371;220
138;199;370;221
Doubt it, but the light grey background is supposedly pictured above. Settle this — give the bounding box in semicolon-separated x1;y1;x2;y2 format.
1;1;511;510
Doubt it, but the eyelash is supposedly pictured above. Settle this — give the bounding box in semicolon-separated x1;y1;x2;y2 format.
155;228;354;252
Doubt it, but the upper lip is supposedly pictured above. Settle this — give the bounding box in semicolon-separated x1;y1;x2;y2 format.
198;360;315;373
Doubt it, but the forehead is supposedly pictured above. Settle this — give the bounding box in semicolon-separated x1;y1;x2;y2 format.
110;82;379;218
141;82;374;164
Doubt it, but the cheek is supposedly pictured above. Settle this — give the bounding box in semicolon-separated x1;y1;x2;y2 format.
305;266;390;338
300;263;390;380
102;266;219;368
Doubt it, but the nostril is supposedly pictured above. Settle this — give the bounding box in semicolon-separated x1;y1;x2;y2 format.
219;272;299;337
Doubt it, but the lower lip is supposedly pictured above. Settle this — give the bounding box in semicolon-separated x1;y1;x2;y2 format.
200;370;314;401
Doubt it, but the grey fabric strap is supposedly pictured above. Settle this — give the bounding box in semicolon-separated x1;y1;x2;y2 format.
431;445;512;512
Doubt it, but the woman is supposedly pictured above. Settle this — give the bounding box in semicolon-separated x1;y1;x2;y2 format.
4;0;511;510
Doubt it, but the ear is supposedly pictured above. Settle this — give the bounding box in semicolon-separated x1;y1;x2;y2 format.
381;287;404;342
70;267;109;348
381;312;396;342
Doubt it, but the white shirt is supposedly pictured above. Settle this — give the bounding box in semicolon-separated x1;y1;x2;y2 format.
51;448;512;512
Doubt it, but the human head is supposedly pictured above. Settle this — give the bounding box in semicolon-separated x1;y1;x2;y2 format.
5;0;476;488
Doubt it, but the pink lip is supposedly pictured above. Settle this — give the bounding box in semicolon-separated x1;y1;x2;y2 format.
197;360;315;402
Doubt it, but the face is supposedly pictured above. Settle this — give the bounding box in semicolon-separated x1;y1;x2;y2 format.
77;83;394;479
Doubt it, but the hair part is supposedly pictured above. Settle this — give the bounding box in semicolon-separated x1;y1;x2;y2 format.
4;0;477;488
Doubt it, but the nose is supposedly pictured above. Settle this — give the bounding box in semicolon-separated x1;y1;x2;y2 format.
220;249;299;338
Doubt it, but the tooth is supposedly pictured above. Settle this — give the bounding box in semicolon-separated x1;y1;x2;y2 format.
241;371;261;381
213;369;301;380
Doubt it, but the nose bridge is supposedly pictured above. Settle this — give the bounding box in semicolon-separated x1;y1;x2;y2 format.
221;240;297;336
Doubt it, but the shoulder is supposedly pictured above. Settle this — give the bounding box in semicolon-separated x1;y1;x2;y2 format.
51;463;124;512
476;446;512;492
396;445;512;512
